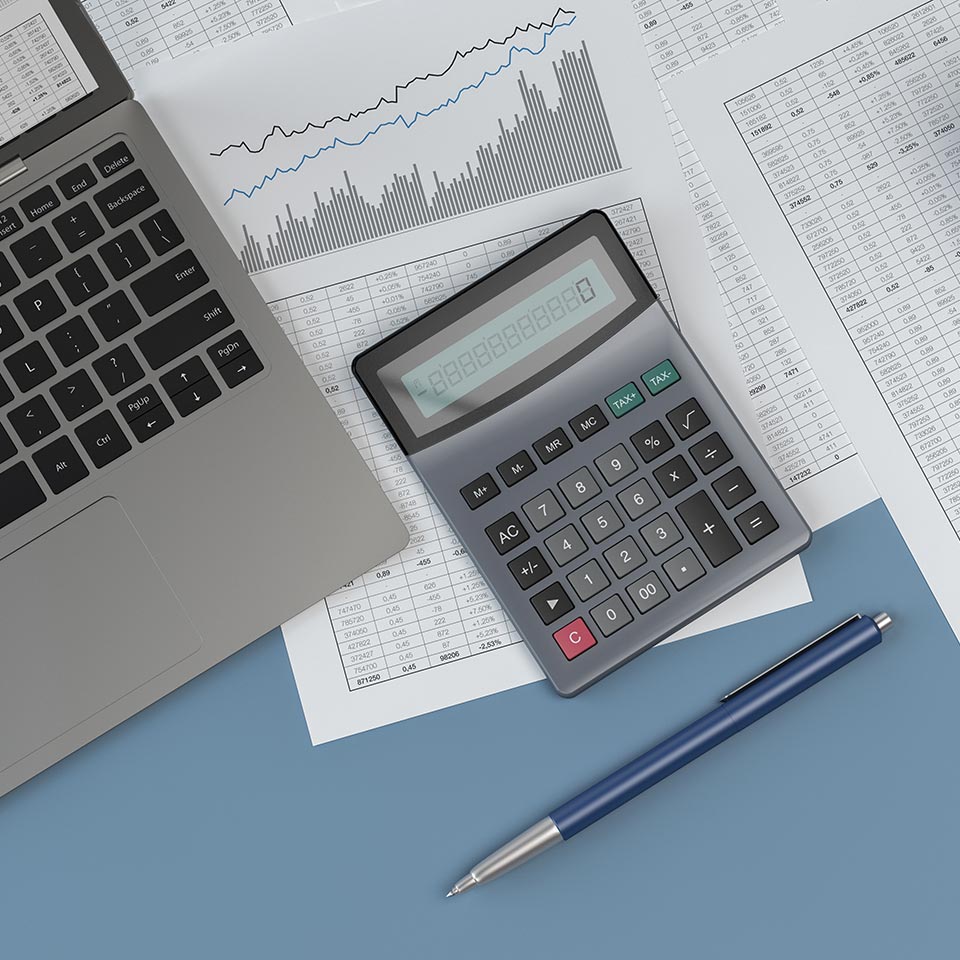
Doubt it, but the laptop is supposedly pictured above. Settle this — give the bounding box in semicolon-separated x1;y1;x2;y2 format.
0;0;408;797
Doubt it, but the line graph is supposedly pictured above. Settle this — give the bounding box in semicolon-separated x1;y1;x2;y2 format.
237;41;622;273
222;12;577;205
210;7;575;157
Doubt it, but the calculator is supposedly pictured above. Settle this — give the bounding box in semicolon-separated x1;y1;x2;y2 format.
353;211;811;696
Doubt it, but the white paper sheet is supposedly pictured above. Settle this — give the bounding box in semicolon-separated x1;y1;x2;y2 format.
667;0;960;640
136;0;811;744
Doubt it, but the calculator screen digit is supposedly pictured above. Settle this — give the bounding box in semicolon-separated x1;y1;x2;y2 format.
400;258;615;419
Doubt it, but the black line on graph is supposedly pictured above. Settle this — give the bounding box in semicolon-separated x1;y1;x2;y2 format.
209;6;575;157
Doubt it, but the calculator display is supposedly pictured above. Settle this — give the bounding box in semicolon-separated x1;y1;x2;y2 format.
378;236;635;439
401;259;615;419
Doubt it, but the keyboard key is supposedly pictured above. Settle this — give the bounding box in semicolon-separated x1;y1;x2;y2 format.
689;432;732;475
558;465;600;508
139;209;184;256
630;420;674;463
508;546;551;590
594;443;637;486
0;251;20;297
14;280;66;331
118;383;165;424
207;329;253;369
605;381;644;418
496;449;536;487
713;467;755;510
617;477;660;520
76;410;131;468
532;426;572;464
627;572;669;614
0;306;23;353
169;375;221;416
460;472;499;509
641;359;681;396
0;461;46;530
0;207;23;241
0;423;14;462
522;489;565;532
135;290;232;369
127;403;174;443
485;511;529;555
531;582;574;626
52;202;105;253
51;370;102;421
581;501;624;544
590;595;634;637
663;548;705;590
93;141;135;179
11;226;62;277
33;435;89;494
735;502;779;544
160;356;209;398
567;559;609;601
677;491;742;567
603;536;645;579
544;524;587;567
640;513;683;555
667;397;710;440
89;290;141;341
4;340;55;392
217;348;264;388
9;395;59;446
98;230;149;280
653;454;696;497
56;163;97;201
568;404;608;441
0;373;11;408
20;185;60;222
47;316;98;367
56;255;108;306
94;169;159;228
552;617;597;659
93;345;145;396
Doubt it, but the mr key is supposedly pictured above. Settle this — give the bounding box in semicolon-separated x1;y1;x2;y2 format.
354;211;810;695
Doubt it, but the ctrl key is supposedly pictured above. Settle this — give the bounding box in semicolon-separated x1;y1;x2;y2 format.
553;617;597;660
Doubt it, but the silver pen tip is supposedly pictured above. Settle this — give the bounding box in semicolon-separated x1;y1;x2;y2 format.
446;873;478;898
445;890;456;898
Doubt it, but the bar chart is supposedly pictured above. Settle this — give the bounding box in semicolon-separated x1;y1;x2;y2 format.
237;41;622;273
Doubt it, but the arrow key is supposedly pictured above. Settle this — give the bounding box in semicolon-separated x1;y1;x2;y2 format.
531;582;574;625
169;375;221;417
160;355;208;398
218;348;264;389
128;403;174;443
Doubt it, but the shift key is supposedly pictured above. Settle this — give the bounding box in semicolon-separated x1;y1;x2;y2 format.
131;250;209;316
135;290;234;369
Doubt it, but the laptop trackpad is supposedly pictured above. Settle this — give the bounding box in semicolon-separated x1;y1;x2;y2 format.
0;498;201;773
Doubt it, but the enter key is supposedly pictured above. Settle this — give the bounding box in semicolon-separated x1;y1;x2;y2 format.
676;490;742;567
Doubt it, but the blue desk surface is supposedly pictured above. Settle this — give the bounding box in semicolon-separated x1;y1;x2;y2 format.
2;499;958;958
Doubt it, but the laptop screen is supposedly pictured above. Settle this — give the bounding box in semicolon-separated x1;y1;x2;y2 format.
0;0;98;149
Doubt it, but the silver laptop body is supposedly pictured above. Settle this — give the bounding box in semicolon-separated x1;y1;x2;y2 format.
0;0;408;796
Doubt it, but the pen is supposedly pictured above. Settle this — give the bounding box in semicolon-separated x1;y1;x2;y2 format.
447;612;892;897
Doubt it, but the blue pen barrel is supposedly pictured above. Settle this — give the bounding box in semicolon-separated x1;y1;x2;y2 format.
550;615;883;839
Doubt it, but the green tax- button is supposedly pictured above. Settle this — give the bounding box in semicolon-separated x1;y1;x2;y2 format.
605;382;645;418
641;359;680;396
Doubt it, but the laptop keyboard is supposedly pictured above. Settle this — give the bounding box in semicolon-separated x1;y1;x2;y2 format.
0;141;265;533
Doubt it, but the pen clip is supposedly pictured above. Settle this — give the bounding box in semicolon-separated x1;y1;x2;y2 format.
719;615;862;703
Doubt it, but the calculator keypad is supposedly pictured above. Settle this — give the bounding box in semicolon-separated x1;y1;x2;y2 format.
452;362;797;688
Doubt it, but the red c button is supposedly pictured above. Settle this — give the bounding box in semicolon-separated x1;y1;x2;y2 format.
553;618;597;660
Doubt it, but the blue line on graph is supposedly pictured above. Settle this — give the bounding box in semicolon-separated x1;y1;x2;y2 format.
222;15;577;206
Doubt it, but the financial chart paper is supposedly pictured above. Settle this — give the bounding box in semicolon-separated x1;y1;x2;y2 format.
0;0;98;146
137;0;810;743
668;0;960;641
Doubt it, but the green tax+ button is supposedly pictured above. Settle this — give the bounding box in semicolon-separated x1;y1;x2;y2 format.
641;359;680;396
605;382;644;418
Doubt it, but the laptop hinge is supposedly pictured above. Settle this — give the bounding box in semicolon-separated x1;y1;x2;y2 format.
0;156;28;190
